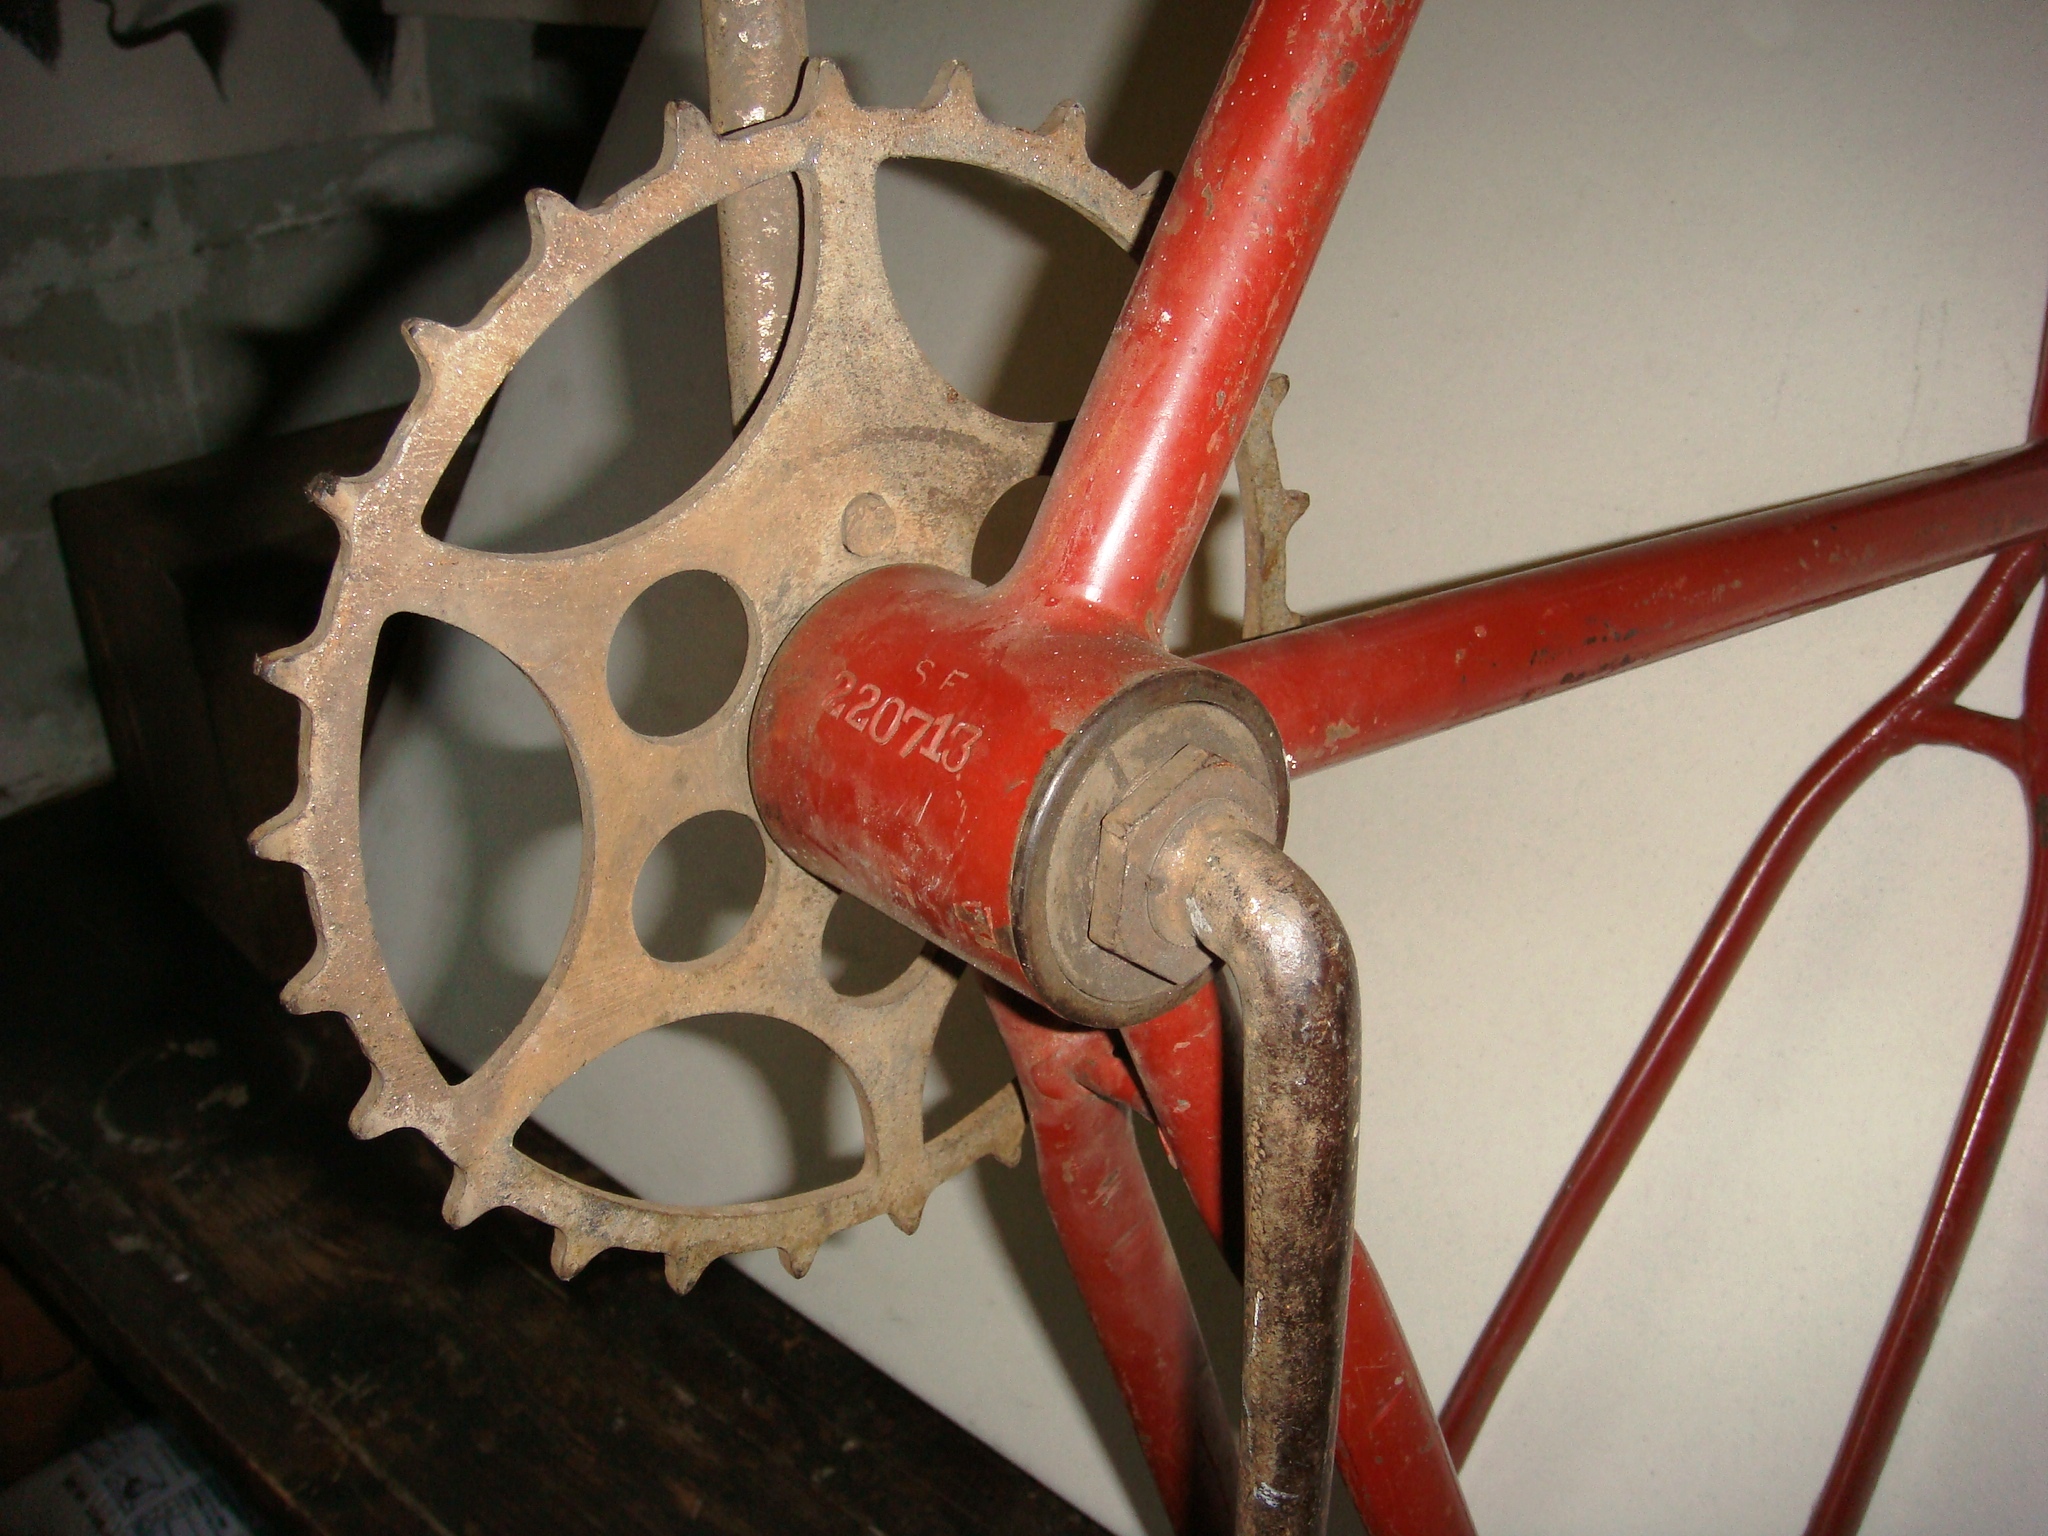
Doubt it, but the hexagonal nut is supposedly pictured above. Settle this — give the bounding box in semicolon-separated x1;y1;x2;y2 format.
1088;745;1279;984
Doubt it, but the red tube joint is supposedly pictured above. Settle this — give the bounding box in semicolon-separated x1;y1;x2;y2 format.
750;566;1284;1023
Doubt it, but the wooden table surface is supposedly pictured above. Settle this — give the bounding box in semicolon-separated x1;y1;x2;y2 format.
0;787;1108;1536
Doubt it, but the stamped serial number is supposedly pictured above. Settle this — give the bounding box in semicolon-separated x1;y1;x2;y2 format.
823;670;983;773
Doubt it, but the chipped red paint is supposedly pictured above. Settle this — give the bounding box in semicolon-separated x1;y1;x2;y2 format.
1435;546;2044;1474
1440;333;2048;1532
752;0;1422;1002
749;0;2048;1527
1427;534;2048;1536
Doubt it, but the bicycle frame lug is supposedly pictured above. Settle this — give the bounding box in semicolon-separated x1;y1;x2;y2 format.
1089;746;1276;984
749;562;1287;1028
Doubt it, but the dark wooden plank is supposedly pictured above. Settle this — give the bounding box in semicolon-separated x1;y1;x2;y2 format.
51;411;477;987
0;788;1109;1536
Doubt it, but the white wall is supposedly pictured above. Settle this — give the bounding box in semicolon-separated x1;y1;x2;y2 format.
358;2;2048;1532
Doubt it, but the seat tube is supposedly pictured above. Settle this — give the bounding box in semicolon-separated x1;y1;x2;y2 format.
1005;0;1424;638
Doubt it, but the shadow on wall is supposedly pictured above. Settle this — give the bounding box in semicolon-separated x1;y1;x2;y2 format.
230;25;645;447
347;2;1264;1530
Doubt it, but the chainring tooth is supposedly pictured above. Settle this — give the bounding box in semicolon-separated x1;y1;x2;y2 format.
256;58;1159;1281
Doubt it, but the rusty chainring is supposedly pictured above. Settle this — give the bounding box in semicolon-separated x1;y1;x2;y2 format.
253;60;1160;1292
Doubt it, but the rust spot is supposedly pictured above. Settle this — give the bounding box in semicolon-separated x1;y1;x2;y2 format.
951;900;998;950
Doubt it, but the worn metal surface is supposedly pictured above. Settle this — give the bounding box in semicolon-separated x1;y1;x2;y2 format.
1120;989;1476;1536
1013;677;1286;1027
1160;822;1360;1536
700;0;807;422
255;60;1161;1290
1089;748;1274;986
1235;374;1309;642
0;787;1113;1536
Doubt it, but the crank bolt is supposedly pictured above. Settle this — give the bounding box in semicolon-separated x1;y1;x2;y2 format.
1090;744;1277;984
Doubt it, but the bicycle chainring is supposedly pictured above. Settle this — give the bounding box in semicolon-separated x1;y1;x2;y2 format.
252;60;1159;1291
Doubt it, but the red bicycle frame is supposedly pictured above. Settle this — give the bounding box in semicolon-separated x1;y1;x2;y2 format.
964;2;2048;1533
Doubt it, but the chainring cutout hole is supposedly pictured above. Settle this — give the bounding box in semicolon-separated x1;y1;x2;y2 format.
632;809;767;963
971;473;1048;585
920;973;1024;1144
359;614;581;1082
607;568;752;737
877;158;1136;423
524;1014;868;1206
820;890;929;997
436;204;733;556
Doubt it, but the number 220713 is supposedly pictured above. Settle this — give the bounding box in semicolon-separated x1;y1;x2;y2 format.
822;671;983;774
